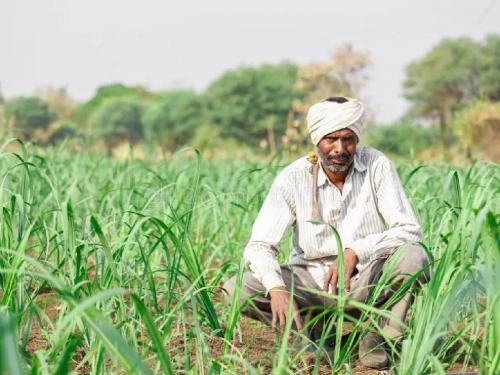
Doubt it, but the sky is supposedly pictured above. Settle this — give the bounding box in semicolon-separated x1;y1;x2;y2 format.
1;0;499;123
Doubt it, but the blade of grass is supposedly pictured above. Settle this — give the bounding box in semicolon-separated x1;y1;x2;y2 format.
131;293;174;375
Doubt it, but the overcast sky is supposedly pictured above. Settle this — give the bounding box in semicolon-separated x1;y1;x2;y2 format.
1;0;499;122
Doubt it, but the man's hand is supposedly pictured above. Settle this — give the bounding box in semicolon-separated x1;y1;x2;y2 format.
268;287;303;332
323;248;359;294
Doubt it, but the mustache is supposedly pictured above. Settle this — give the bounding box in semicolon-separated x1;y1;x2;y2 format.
325;153;351;162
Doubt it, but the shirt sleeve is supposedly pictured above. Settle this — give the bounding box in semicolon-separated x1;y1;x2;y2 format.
346;156;423;264
243;172;296;294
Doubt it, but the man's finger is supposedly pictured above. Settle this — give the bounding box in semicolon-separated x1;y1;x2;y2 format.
323;273;332;293
330;270;338;295
323;270;332;292
293;306;303;331
271;310;277;331
345;270;351;293
279;310;286;328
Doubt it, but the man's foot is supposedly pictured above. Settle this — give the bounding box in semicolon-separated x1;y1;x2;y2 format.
358;332;388;369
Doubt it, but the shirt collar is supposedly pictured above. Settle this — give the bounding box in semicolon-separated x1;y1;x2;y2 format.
316;151;367;187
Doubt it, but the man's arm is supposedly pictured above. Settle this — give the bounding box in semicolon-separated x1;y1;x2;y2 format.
345;156;423;265
243;172;304;330
324;156;422;294
243;172;296;294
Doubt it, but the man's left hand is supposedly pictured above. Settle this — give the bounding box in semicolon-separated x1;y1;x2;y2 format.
323;248;359;294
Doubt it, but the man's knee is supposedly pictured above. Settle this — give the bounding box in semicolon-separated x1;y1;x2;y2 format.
222;272;274;326
222;271;267;305
222;276;237;304
393;244;430;283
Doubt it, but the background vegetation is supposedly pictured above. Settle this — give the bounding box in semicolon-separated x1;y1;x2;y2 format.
2;35;498;162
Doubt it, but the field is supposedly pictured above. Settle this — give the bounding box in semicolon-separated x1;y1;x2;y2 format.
0;140;499;374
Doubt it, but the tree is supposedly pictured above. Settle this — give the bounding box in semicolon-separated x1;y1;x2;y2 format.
283;43;371;154
363;121;438;159
478;34;500;101
36;86;77;122
46;125;80;145
453;101;500;162
205;63;301;152
77;83;154;125
88;98;143;150
3;97;54;140
403;37;485;146
142;90;207;152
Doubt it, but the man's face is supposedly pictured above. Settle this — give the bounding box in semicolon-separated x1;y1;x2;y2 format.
316;128;357;173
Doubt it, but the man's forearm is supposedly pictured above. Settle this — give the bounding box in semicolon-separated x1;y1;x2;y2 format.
244;241;286;294
346;223;423;264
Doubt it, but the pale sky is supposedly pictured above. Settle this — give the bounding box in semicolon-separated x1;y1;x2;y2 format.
1;0;499;122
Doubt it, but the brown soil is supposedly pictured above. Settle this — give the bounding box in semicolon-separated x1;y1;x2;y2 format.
24;291;60;355
23;295;478;374
166;316;387;374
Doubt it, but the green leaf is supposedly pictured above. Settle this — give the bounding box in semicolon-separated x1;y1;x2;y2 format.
131;294;174;375
0;312;24;375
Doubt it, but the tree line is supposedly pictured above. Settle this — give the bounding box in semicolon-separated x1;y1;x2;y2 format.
1;36;499;161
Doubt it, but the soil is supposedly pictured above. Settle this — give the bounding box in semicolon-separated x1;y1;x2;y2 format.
166;316;393;374
23;294;478;374
24;291;60;355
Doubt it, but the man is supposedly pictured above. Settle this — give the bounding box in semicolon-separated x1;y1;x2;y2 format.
223;96;429;369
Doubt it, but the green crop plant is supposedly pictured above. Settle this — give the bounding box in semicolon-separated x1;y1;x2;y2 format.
0;138;498;374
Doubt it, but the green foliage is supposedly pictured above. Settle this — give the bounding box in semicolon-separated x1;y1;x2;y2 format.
88;98;143;149
46;124;80;145
76;84;154;125
0;312;23;375
404;37;480;114
189;123;222;151
364;121;437;159
403;34;500;146
403;36;480;146
4;97;54;140
142;90;207;152
205;63;302;149
479;34;500;101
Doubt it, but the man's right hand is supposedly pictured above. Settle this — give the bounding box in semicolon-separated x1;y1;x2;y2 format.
269;287;303;331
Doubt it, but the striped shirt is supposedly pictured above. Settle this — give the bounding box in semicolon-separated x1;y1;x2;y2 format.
243;147;423;293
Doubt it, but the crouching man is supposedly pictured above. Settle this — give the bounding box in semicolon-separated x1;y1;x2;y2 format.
223;97;430;369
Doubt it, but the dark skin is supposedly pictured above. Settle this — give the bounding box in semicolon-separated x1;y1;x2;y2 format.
269;128;359;331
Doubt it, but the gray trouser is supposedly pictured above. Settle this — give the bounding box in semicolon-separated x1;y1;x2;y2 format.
223;244;430;339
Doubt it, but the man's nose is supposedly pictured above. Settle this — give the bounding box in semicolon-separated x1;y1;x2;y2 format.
333;139;346;154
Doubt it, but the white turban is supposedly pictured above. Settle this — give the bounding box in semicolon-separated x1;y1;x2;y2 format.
306;98;365;145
